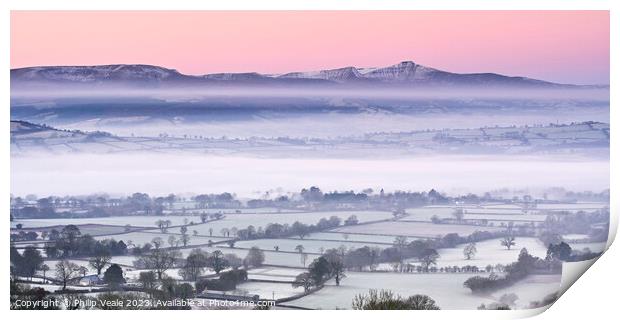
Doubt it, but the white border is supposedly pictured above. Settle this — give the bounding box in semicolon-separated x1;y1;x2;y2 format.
1;1;616;320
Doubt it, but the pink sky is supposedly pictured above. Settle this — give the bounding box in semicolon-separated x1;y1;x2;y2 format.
11;11;609;84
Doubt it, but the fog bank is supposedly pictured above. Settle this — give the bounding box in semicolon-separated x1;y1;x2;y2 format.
11;153;610;198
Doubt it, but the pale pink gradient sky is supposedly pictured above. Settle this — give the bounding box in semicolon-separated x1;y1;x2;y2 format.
11;11;609;84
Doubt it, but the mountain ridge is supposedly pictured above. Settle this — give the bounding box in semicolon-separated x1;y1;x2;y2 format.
11;60;603;89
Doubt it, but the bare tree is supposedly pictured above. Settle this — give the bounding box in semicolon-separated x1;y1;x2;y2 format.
138;271;157;296
180;234;191;247
39;264;50;283
179;249;208;281
136;248;181;280
463;242;477;260
155;219;172;233
88;249;111;275
151;237;164;249
501;236;516;250
168;235;178;247
55;260;79;290
78;266;88;278
220;228;230;237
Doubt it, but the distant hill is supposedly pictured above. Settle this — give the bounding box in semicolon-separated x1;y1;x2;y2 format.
10;120;609;158
11;60;597;90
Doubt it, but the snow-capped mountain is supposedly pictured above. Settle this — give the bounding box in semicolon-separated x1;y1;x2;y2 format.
10;60;588;89
10;64;196;84
279;66;365;82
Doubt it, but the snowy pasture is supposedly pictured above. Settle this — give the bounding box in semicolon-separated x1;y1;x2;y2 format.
489;275;562;309
11;215;201;229
233;238;391;254
333;221;504;238
166;211;393;236
286;272;499;310
419;237;548;268
246;267;306;282
568;242;607;253
94;232;223;248
462;213;548;222
235;281;304;300
300;232;401;244
176;247;321;268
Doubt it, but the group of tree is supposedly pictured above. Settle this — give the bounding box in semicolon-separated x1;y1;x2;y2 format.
134;241;265;285
40;225;128;260
352;289;440;310
195;269;248;292
463;248;562;293
293;249;347;293
10;246;44;280
230;215;347;241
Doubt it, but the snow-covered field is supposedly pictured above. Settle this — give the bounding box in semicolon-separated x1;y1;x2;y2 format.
41;259;94;274
568;242;607;253
562;234;590;241
11;211;391;235
489;275;562;309
462;213;548;222
403;207;456;221
234;238;391;254
11;215;201;229
286;272;499;310
333;221;504;238
94;232;222;248
166;211;392;236
246;267;306;282
286;271;561;310
423;237;548;268
124;268;200;281
535;203;609;210
300;232;401;244
235;281;304;300
176;246;321;268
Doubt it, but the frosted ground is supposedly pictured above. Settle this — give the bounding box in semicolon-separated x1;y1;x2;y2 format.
165;211;393;235
234;281;305;300
93;232;223;248
461;213;548;223
422;237;547;268
286;272;560;310
300;232;402;244
233;238;392;254
11;210;392;231
489;275;562;309
568;242;607;253
11;216;201;229
175;247;321;268
286;272;497;310
246;267;306;282
13;201;607;309
333;221;504;237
